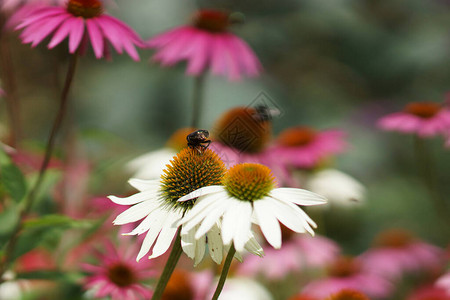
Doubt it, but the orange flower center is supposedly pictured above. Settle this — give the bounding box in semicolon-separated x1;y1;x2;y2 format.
289;295;319;300
328;257;360;278
278;127;317;147
193;10;230;32
162;270;194;300
374;228;415;248
214;107;272;153
327;289;370;300
404;102;441;119
107;263;136;287
224;163;276;202
166;127;197;152
67;0;103;18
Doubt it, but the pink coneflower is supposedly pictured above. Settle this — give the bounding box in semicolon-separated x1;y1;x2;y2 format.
83;241;155;300
378;101;450;138
360;228;444;280
147;9;261;81
238;228;339;279
14;0;144;60
271;126;347;171
302;256;393;299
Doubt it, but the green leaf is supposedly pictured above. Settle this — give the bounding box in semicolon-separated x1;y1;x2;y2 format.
23;215;93;230
0;163;27;202
0;205;20;246
16;270;82;282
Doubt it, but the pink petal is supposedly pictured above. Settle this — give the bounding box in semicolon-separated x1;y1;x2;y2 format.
211;35;228;76
219;35;241;80
86;19;104;58
95;17;124;54
29;14;70;47
229;35;261;77
48;17;78;49
16;6;63;30
185;31;210;75
68;17;85;53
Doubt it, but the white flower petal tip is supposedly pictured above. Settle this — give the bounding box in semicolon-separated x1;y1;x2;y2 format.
128;178;159;191
177;185;223;202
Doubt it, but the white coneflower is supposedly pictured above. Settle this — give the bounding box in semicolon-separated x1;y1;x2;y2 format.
178;163;327;252
109;148;263;265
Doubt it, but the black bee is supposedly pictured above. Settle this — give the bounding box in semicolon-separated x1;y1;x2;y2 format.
252;104;281;122
187;129;211;152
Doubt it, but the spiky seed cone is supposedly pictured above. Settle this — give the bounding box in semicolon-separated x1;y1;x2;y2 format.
224;163;275;202
213;107;271;153
160;148;226;210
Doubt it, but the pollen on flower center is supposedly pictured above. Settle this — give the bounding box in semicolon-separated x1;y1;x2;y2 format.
374;229;415;248
214;107;272;153
107;263;136;287
67;0;103;18
404;102;441;119
193;10;230;32
328;257;360;278
166;128;197;152
327;289;370;300
278;127;317;147
224;163;275;202
160;148;225;210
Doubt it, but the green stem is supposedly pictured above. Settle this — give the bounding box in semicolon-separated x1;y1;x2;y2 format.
0;53;79;281
191;73;206;128
211;244;236;300
413;135;450;228
151;229;183;300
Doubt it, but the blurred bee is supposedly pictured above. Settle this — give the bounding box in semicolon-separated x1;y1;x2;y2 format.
252;104;281;122
187;129;211;152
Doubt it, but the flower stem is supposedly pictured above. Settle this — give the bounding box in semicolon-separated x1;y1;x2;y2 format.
211;244;236;300
0;52;79;281
191;73;206;128
413;135;450;229
151;229;183;300
0;15;21;147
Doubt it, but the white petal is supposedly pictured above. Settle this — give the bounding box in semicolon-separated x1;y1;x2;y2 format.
136;209;170;261
108;189;159;206
149;212;181;259
265;197;307;234
221;198;240;246
179;191;228;230
113;200;160;225
193;234;206;266
128;178;160;192
177;185;224;202
233;201;253;252
270;188;327;206
253;199;282;249
181;226;197;260
194;199;229;239
126;148;176;180
207;223;224;264
244;233;264;257
124;206;165;236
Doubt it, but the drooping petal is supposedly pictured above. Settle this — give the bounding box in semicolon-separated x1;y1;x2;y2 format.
253;198;282;249
233;201;253;252
194;198;229;239
149;212;181;259
221;198;241;246
207;223;224;264
68;17;85;53
86;18;104;59
48;17;77;49
136;209;170;261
